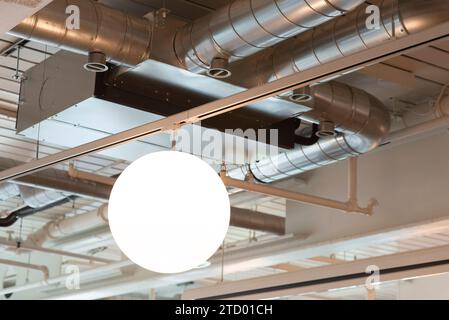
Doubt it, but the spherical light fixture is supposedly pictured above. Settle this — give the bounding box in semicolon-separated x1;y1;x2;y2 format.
108;151;230;274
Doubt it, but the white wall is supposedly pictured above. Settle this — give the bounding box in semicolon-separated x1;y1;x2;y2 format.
286;132;449;244
398;273;449;300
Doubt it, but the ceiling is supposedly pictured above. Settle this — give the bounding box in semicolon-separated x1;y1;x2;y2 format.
99;0;230;20
0;0;449;300
341;41;449;114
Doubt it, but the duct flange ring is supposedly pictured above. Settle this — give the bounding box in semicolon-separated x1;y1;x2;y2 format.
207;57;231;79
289;88;312;103
317;120;336;138
84;52;109;73
289;93;313;103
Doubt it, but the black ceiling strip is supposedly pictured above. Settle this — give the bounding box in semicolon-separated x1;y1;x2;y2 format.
201;258;449;300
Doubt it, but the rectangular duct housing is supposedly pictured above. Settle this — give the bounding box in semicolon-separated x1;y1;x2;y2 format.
17;51;305;163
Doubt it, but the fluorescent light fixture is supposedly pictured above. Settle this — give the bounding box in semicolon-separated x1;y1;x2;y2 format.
109;151;230;274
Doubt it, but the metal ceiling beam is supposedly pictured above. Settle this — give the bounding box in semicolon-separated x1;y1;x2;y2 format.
0;237;116;264
0;257;133;297
41;215;449;300
0;158;113;201
183;244;449;300
1;22;449;183
0;258;49;280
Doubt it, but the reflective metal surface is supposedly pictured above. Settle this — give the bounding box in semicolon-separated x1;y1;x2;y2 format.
125;59;310;121
174;0;365;73
10;0;449;77
0;157;113;201
16;51;307;159
18;186;67;209
0;182;20;201
8;0;449;186
2;17;448;183
9;0;152;67
225;0;449;183
229;82;391;182
229;0;449;87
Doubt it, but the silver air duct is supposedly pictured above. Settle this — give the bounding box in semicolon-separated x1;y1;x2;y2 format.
9;0;152;67
0;181;67;209
225;0;449;182
173;0;365;75
18;185;67;209
229;0;449;86
8;0;449;186
9;0;449;75
0;183;20;201
229;82;390;182
9;0;364;71
0;157;113;201
3;1;45;7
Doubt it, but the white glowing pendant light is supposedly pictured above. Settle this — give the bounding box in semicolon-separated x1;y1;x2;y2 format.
108;151;230;274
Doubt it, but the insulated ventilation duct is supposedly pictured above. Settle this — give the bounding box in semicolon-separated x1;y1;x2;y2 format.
229;81;391;183
0;181;66;208
8;0;449;186
9;0;449;75
1;1;43;7
0;180;70;227
18;185;67;209
173;0;366;74
228;0;449;86
10;0;365;70
225;0;449;182
0;183;20;201
9;0;152;67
